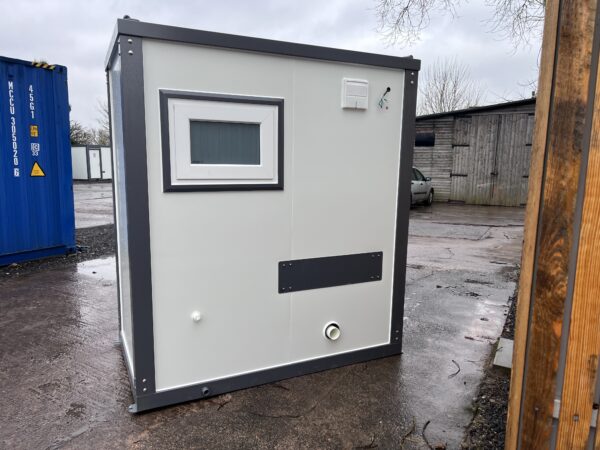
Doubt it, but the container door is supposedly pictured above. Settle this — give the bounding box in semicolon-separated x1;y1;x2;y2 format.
100;147;112;179
88;149;101;179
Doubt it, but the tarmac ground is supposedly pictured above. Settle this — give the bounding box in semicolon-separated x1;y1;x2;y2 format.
73;182;113;229
0;187;524;449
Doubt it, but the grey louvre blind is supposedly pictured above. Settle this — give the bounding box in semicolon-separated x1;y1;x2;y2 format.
190;121;260;165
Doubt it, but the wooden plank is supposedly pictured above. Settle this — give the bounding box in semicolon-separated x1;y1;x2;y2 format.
520;127;533;206
555;50;600;449
492;113;529;206
526;115;535;146
414;119;454;202
450;144;470;201
505;0;562;445
468;115;498;204
506;0;598;447
510;114;530;206
453;117;471;145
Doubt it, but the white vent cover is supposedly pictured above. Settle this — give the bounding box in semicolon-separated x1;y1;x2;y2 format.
341;78;369;110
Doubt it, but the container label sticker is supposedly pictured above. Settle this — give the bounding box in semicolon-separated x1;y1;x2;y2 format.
7;80;19;177
30;161;45;177
29;85;35;119
29;84;40;157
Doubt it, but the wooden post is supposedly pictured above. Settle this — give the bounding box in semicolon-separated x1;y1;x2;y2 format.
505;0;600;448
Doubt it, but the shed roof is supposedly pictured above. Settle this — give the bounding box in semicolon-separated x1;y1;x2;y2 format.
416;97;536;121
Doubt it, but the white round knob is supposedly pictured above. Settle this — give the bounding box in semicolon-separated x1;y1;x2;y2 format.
191;311;202;323
324;323;341;341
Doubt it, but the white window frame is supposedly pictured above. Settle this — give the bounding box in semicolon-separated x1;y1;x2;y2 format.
160;90;284;191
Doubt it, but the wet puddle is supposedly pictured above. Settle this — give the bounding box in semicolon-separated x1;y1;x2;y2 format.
77;256;116;281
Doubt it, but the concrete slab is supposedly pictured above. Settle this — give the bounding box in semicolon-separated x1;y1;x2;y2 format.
494;337;514;369
73;182;113;229
0;203;524;449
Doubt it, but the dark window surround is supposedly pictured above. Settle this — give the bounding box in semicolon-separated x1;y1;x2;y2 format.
159;90;284;192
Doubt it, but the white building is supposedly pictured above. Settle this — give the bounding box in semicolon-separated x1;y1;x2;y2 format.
71;145;112;180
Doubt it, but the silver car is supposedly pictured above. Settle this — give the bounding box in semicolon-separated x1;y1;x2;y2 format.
411;167;434;206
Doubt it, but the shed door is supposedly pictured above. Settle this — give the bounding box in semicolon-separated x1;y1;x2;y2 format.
450;113;532;206
519;114;535;205
89;149;102;179
100;148;112;179
450;115;499;205
490;114;530;206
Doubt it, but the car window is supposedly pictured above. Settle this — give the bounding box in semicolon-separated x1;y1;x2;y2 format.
411;169;418;181
414;168;425;181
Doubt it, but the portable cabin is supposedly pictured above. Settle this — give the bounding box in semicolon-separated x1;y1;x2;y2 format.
106;18;419;411
71;145;112;180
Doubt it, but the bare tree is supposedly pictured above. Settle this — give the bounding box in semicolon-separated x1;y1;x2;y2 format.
485;0;545;46
376;0;458;45
95;100;110;146
69;101;111;146
418;58;485;115
70;120;95;145
375;0;545;46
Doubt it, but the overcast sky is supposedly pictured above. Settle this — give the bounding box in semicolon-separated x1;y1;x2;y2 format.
1;0;541;128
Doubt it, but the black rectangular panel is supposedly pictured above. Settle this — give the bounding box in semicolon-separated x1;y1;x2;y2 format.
278;252;383;293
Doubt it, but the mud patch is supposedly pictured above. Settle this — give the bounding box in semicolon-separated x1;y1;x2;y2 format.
66;402;86;419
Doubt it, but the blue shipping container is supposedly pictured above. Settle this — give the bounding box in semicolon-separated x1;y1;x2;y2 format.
0;56;75;265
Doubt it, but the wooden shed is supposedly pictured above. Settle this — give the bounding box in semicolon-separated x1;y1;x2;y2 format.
414;98;536;206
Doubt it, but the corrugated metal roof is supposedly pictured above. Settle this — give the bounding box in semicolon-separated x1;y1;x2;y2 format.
416;98;536;121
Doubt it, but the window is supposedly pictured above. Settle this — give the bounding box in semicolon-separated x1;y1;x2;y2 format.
189;121;260;165
160;90;284;191
414;132;435;147
413;168;426;181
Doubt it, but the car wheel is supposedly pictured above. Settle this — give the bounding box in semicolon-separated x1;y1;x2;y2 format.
426;190;433;206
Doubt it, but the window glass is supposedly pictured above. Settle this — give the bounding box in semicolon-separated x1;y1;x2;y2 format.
415;132;435;147
190;121;260;165
413;167;425;181
411;169;418;181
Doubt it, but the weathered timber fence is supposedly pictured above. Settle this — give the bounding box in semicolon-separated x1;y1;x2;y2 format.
506;0;600;448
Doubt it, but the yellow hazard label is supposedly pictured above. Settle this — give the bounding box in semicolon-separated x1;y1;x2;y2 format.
31;161;45;177
32;62;56;70
30;125;39;137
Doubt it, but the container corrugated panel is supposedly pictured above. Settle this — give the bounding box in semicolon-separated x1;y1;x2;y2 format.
0;56;75;265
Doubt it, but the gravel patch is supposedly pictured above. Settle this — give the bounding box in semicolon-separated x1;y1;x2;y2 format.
0;224;116;279
461;287;518;449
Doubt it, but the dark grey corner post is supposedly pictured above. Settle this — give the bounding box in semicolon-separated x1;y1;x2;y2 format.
118;33;157;411
391;69;419;347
